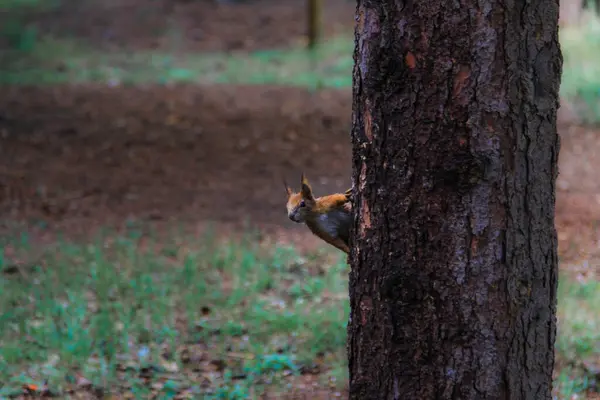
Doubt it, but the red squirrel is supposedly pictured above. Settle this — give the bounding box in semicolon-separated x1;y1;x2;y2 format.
284;174;352;254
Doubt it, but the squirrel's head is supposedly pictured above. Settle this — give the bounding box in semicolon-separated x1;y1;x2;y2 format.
284;173;316;223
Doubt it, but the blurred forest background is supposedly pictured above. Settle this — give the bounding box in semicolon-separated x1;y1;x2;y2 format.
0;0;599;398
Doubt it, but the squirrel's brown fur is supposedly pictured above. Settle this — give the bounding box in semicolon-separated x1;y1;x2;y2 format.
284;174;352;254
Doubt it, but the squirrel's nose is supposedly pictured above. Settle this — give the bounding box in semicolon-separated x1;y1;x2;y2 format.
289;214;299;222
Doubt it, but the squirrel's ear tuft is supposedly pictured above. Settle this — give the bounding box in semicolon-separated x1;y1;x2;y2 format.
283;179;293;197
300;173;314;200
301;173;308;186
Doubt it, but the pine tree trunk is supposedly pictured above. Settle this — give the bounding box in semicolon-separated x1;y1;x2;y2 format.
307;0;322;49
348;0;562;398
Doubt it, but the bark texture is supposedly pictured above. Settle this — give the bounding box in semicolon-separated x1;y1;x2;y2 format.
348;0;562;399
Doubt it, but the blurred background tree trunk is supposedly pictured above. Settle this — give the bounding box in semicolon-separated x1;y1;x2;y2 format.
307;0;321;49
348;0;562;398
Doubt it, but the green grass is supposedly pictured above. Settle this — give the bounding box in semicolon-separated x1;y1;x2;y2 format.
3;17;600;121
0;35;354;88
0;0;354;88
0;0;61;52
560;12;600;123
0;228;598;398
2;10;600;120
0;228;349;398
0;0;58;10
554;276;600;399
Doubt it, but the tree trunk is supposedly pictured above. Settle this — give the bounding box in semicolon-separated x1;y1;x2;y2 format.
348;0;562;399
307;0;322;49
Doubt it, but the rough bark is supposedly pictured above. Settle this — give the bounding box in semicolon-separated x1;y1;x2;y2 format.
348;0;562;399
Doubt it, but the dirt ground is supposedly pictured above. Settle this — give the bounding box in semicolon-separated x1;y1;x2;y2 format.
1;0;599;270
1;84;600;271
0;84;352;249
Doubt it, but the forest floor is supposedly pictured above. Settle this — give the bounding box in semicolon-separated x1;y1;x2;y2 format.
1;0;599;399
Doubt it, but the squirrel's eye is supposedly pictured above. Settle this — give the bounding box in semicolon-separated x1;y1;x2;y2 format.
299;200;306;208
